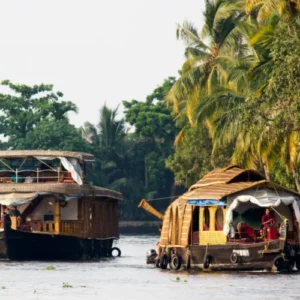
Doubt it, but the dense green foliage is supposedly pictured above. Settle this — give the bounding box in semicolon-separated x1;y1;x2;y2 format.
0;80;78;150
0;78;177;219
166;0;300;191
79;77;178;219
18;120;88;152
0;0;299;220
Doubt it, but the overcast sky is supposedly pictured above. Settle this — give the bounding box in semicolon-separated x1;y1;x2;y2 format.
0;0;204;127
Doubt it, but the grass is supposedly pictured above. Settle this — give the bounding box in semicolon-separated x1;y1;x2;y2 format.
45;265;56;270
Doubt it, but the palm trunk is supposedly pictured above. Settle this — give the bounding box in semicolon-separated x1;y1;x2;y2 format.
291;166;300;192
263;163;270;180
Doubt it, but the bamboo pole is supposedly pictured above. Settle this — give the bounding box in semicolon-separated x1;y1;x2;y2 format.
138;199;164;220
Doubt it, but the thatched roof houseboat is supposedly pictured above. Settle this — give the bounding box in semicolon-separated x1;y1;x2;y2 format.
141;166;300;271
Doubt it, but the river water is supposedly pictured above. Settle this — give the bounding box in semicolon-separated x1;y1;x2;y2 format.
0;235;300;300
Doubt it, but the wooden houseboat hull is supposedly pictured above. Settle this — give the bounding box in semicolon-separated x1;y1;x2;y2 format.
0;217;116;260
156;240;299;272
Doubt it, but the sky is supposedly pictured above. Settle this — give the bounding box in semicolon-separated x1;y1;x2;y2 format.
0;0;205;127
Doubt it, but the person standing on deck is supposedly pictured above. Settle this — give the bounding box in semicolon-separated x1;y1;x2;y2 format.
9;206;21;218
261;208;276;238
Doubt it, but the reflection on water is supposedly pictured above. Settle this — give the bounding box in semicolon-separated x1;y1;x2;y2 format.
0;235;300;300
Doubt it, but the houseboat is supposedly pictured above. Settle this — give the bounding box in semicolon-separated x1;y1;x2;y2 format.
0;150;122;260
140;166;300;271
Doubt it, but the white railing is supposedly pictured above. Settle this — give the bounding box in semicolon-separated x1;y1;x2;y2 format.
0;169;75;184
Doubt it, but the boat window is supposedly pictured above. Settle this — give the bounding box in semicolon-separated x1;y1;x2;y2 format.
191;206;199;245
192;206;199;232
203;207;210;230
215;207;223;230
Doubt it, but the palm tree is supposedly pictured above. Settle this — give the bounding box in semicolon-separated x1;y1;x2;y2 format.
79;121;99;145
79;105;125;148
51;101;78;120
98;105;125;148
192;9;282;173
167;0;245;123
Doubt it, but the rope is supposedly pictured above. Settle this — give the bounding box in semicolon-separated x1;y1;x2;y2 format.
18;157;27;171
35;157;57;172
146;195;182;202
271;206;287;222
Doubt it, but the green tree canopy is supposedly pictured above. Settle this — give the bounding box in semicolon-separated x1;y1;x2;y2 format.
15;119;88;152
0;80;77;148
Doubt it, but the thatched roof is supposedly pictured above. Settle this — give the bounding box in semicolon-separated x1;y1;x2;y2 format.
181;166;299;201
0;150;94;161
160;166;299;247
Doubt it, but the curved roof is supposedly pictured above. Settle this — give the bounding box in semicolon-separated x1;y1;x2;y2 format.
189;165;265;191
0;150;94;161
181;165;299;201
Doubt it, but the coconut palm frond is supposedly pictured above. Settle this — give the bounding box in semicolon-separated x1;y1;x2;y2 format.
166;63;207;114
185;47;211;61
174;128;186;148
177;21;208;50
245;0;264;14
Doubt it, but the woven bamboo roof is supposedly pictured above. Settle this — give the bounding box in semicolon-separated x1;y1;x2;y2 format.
189;165;265;191
0;183;122;200
181;166;299;201
0;150;94;160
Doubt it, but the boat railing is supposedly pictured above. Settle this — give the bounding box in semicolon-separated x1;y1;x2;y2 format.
12;219;83;236
0;169;75;184
27;221;56;233
60;220;83;236
7;217;55;233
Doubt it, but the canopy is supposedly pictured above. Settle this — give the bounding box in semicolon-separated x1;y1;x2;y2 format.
0;192;81;206
0;192;39;206
223;188;300;235
0;150;94;161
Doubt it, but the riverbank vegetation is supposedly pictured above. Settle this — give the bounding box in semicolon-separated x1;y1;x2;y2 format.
0;0;299;219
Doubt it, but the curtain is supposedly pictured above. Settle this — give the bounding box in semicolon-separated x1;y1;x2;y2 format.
58;157;83;185
223;189;300;235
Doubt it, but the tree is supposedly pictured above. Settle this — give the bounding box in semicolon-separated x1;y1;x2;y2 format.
123;77;176;141
166;124;232;187
98;105;125;148
245;0;300;23
121;77;178;217
0;80;77;149
15;119;89;152
167;0;245;123
167;0;300;192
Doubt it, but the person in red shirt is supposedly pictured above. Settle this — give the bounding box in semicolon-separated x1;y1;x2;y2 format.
237;222;255;239
261;208;276;238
